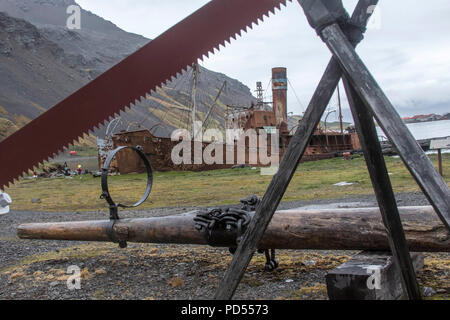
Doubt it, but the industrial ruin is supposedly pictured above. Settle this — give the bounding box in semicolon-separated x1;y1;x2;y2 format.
102;67;360;174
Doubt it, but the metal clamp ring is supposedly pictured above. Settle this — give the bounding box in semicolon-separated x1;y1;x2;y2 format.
101;146;153;210
100;146;153;248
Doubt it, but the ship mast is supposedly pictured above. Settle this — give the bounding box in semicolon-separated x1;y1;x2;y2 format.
191;63;199;140
337;80;343;134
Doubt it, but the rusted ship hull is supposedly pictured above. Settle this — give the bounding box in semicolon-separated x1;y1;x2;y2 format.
99;129;360;174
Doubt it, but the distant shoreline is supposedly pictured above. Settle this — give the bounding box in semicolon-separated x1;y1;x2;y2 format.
403;118;449;125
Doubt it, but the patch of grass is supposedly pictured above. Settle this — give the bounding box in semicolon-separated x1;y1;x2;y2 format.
287;283;328;300
5;154;449;212
417;253;450;300
167;277;185;288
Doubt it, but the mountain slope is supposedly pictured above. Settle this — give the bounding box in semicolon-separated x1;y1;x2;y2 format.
0;0;257;140
0;11;87;127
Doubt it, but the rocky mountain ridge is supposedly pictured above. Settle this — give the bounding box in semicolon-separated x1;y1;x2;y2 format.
0;0;257;141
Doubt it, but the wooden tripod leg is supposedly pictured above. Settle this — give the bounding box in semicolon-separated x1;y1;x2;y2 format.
214;1;379;300
342;77;422;300
320;23;450;230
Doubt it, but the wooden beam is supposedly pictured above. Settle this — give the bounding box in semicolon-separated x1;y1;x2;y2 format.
343;77;421;299
214;0;379;300
319;23;450;230
326;251;424;300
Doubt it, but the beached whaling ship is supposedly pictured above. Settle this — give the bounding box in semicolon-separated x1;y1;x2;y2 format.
99;67;360;174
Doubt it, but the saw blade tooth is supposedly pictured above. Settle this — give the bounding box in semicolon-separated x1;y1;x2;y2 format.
43;156;52;166
101;118;110;127
72;136;81;147
123;105;132;113
11;178;19;186
91;124;101;133
55;148;65;157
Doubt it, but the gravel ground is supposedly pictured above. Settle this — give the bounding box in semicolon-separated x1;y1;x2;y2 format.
0;192;448;300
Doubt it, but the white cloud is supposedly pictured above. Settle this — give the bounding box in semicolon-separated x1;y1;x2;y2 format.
76;0;450;119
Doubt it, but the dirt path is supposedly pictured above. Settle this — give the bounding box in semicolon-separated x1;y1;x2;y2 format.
0;192;448;300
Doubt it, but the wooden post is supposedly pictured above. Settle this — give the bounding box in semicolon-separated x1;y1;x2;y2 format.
326;251;424;300
342;77;421;299
337;82;343;134
319;23;450;230
214;0;379;300
438;149;443;177
430;138;449;177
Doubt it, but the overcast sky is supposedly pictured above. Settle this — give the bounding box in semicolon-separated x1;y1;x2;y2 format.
77;0;450;122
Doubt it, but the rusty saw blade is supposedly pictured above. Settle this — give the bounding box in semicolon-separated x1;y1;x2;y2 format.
0;0;291;189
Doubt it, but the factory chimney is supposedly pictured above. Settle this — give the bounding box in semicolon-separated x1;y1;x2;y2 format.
272;67;288;129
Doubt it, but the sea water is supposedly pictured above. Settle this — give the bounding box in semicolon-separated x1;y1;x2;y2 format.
377;119;450;141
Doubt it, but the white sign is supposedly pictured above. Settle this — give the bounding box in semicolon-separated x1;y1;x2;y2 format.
0;192;11;215
430;137;450;150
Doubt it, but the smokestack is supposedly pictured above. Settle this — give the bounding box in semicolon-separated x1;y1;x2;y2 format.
272;67;287;127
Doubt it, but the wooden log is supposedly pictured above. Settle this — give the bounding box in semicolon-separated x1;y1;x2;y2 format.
17;207;450;252
326;251;424;300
